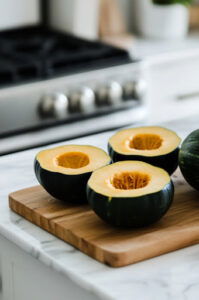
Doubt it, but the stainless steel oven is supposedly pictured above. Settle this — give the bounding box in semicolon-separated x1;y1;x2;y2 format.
0;0;147;155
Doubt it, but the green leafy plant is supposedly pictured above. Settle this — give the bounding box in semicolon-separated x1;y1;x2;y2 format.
152;0;192;5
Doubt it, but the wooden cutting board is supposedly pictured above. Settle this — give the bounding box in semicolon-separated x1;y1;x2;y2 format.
9;170;199;267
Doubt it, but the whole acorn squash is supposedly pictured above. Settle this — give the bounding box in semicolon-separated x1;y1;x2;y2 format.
179;129;199;190
34;145;111;203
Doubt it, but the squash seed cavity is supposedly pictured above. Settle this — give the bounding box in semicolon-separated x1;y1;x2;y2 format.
56;152;89;169
111;172;150;190
129;134;163;150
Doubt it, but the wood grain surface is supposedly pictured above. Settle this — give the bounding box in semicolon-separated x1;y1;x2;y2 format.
9;170;199;267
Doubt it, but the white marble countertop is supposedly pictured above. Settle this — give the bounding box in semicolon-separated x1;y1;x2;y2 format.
1;115;199;300
132;31;199;60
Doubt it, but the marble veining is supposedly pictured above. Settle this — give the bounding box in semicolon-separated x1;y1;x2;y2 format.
1;117;199;300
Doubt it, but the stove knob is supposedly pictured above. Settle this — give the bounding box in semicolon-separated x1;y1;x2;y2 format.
69;87;95;113
95;81;122;106
39;92;68;118
123;79;147;101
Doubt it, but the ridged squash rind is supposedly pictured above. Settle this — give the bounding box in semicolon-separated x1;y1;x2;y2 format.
34;145;111;203
108;143;179;175
179;129;199;191
87;178;174;228
34;158;92;203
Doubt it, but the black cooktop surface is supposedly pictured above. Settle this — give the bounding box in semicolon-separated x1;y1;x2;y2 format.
0;26;133;87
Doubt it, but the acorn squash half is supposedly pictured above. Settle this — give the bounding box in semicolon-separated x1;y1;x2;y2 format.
108;126;181;174
87;161;174;227
34;145;111;203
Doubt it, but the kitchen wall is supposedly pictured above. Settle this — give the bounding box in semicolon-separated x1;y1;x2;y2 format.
47;0;136;39
118;0;199;34
117;0;137;33
0;0;40;30
48;0;100;39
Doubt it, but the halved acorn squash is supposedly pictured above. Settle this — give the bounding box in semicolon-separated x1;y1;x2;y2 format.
87;161;174;227
34;145;111;203
108;126;181;174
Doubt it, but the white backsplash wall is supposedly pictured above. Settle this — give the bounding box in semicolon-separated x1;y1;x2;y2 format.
48;0;100;39
48;0;135;38
117;0;135;32
0;0;40;31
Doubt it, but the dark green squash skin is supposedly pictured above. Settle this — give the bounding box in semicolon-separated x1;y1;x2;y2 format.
34;158;93;203
108;143;179;175
179;129;199;191
87;181;174;228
